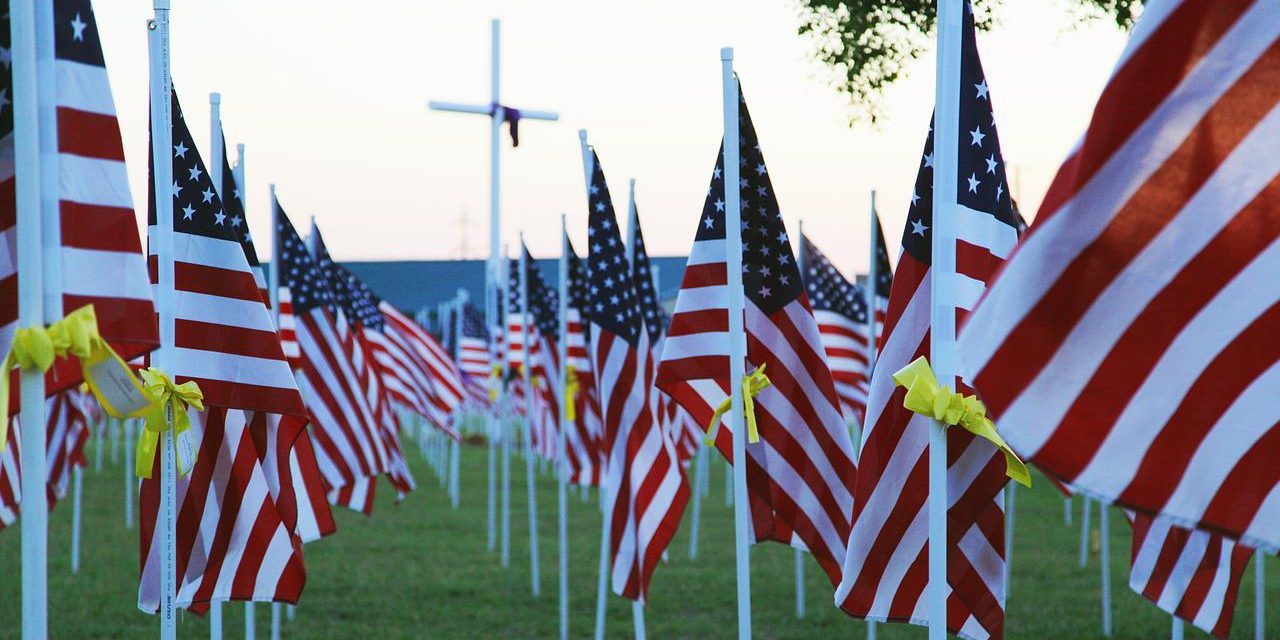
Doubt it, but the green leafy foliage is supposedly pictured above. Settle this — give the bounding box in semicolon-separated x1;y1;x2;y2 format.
795;0;1146;123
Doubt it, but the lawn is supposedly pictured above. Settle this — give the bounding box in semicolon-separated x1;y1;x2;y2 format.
0;433;1275;638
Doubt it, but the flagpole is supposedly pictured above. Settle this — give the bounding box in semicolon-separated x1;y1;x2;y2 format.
501;247;512;570
1100;500;1112;637
12;0;47;633
125;419;135;530
929;0;964;636
555;216;571;640
794;219;807;620
518;234;541;598
1004;482;1016;604
721;47;753;640
579;130;610;640
71;465;82;573
623;178;648;639
207;90;225;640
688;443;704;559
147;3;180;637
451;291;467;510
1256;555;1265;640
1080;496;1092;567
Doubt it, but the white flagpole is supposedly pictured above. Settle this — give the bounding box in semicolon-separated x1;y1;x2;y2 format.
579;131;610;640
721;47;753;640
725;456;732;507
1065;496;1073;526
1256;555;1265;640
1080;496;1092;567
112;416;120;464
1171;617;1184;640
633;601;647;639
70;466;82;574
556;215;571;640
687;443;705;560
208;90;224;640
245;605;255;640
1003;482;1017;603
929;0;964;636
518;234;541;597
147;4;180;637
501;247;512;569
451;291;466;510
270;603;281;640
13;0;49;631
794;219;807;619
95;418;105;471
1100;500;1112;637
125;420;135;529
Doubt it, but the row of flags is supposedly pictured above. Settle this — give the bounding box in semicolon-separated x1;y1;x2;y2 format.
1;0;1274;638
0;0;471;624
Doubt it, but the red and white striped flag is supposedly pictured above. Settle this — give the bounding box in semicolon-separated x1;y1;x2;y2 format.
564;238;603;487
800;234;873;424
0;0;158;400
0;390;92;529
587;150;687;601
956;0;1280;552
382;301;464;436
1127;512;1255;638
276;206;388;514
835;8;1022;636
456;303;492;406
656;87;857;588
140;87;310;612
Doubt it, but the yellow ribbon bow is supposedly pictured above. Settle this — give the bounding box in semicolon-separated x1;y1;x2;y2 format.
135;368;204;479
0;305;152;450
892;356;1031;488
564;365;580;422
705;364;772;445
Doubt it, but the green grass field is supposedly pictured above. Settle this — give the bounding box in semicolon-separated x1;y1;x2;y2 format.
1;436;1275;638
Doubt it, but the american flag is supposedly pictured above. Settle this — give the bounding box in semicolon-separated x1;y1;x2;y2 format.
0;0;158;400
1127;512;1255;639
957;0;1280;553
564;237;603;487
521;246;564;462
506;253;557;459
655;85;857;587
0;390;92;529
141;86;310;613
216;131;267;306
799;235;871;425
835;7;1022;637
587;149;687;601
869;211;892;347
276;206;388;515
381;300;465;437
456;303;492;405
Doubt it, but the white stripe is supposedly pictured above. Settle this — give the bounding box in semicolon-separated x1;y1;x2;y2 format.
62;247;153;302
685;238;726;266
59;154;131;209
55;59;118;116
166;289;277;333
955;204;1018;258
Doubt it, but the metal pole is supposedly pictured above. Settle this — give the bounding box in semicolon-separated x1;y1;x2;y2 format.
794;549;805;618
501;247;512;569
1256;555;1265;640
929;0;964;636
1171;617;1184;640
12;0;48;631
125;420;135;529
557;215;571;640
1100;500;1112;637
147;5;179;637
245;604;255;640
271;603;281;640
688;445;704;560
1004;483;1016;604
1080;496;1092;567
633;600;647;640
71;467;82;573
578;132;610;640
208;90;223;640
1065;496;1072;526
721;47;753;640
518;237;540;597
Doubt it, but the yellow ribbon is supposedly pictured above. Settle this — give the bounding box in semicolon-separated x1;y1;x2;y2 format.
0;305;152;450
892;356;1031;488
564;365;579;422
489;364;502;402
135;368;204;479
705;364;771;445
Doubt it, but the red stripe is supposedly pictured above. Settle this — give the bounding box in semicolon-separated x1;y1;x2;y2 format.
59;201;141;252
56;107;126;161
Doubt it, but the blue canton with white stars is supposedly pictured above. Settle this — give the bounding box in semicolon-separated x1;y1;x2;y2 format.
461;303;489;340
566;235;590;316
871;212;893;298
275;205;334;315
630;209;668;343
149;88;235;243
341;266;385;332
218;132;259;268
901;4;1018;266
313;230;381;329
586;150;643;346
695;83;802;316
801;235;868;324
521;246;560;339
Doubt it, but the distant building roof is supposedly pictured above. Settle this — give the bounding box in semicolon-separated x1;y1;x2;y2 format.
339;257;688;315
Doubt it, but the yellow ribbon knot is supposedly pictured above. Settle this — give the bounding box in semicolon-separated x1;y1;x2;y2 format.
705;363;772;445
0;305;152;451
564;365;579;422
892;356;1031;488
135;368;204;479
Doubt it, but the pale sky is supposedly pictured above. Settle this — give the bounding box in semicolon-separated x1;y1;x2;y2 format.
96;0;1130;279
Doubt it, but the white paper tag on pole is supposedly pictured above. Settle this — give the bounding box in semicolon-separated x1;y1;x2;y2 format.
175;427;198;478
84;356;153;418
